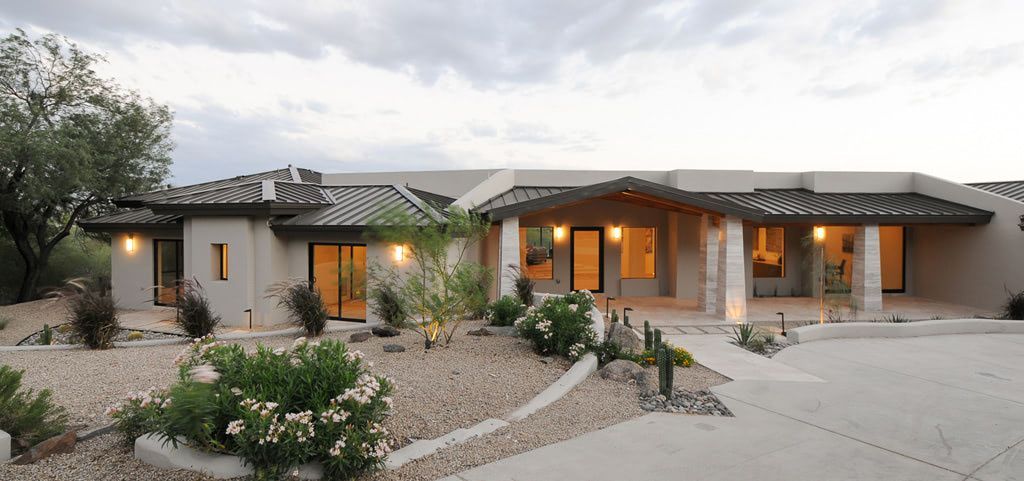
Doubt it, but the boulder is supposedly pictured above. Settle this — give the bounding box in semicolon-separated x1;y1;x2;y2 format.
599;359;646;383
467;328;493;336
372;325;401;337
607;322;643;354
383;344;406;353
483;326;517;336
349;332;372;343
12;430;77;465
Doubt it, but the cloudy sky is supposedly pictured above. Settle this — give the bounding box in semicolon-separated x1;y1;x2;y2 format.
3;0;1023;185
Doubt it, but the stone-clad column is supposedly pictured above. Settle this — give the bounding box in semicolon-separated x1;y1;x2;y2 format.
697;214;719;313
852;224;883;312
498;217;520;297
716;215;747;322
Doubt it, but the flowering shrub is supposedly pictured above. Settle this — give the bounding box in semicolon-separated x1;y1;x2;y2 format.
638;345;694;367
485;295;526;326
514;290;598;360
109;336;393;480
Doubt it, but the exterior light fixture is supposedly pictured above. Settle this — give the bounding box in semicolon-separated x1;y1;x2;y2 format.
125;233;135;253
554;226;564;239
393;245;404;262
815;227;826;324
814;226;826;241
611;226;622;240
777;311;786;336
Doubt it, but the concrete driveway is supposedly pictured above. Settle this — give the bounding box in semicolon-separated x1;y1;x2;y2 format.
443;334;1024;481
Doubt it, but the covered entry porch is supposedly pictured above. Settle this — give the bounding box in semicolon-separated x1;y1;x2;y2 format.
598;294;996;330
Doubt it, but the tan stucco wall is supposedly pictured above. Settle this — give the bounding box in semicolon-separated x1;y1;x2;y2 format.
110;230;182;309
185;216;257;327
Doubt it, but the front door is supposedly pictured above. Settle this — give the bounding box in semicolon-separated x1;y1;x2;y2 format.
310;243;367;322
570;227;604;293
153;239;183;306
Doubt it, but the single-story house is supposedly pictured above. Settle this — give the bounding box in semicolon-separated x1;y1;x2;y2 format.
80;166;1024;327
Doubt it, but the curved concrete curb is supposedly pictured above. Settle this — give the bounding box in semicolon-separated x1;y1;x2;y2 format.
1;429;10;462
505;353;598;421
787;318;1024;344
0;323;370;353
135;434;322;479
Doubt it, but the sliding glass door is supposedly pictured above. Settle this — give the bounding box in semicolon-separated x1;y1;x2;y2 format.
310;243;367;321
154;239;183;306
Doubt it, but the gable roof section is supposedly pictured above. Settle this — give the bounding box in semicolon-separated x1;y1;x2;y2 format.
271;185;443;231
969;181;1024;203
473;186;576;212
79;208;182;232
406;187;457;210
705;189;992;224
116;167;322;207
477;177;765;221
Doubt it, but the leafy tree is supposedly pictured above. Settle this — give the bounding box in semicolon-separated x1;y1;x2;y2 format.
367;206;492;348
0;29;172;301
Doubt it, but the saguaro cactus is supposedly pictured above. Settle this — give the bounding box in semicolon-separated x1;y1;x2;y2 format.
643;321;653;350
610;309;619;324
657;343;674;397
654;328;662;348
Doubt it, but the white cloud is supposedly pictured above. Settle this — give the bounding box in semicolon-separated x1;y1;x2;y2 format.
3;0;1024;184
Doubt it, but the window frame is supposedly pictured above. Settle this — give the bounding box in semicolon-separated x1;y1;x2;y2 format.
620;226;656;280
519;226;555;280
752;226;786;279
212;243;229;280
153;239;184;307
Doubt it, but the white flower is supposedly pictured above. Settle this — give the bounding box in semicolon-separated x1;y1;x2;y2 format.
272;347;286;356
291;337;307;349
226;420;245;435
230;387;243;396
188;364;220;384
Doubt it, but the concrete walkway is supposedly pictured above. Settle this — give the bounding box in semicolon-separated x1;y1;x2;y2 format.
443;334;1024;481
663;333;823;382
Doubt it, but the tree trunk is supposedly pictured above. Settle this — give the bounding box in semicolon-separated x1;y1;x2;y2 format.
16;260;42;303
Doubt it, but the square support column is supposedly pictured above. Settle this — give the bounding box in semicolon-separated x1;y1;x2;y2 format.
852;224;883;312
716;215;747;322
498;216;520;297
697;214;719;312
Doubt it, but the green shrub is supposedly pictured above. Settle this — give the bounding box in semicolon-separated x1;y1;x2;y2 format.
594;340;642;365
763;332;776;345
508;265;535;306
485;295;526;327
0;316;10;330
731;323;760;347
56;278;119;349
461;263;494;320
127;331;146;341
368;268;409;327
37;324;53;345
110;336;393;479
881;313;910;323
266;279;328;337
1001;288;1024;320
638;345;694;367
174;279;221;338
56;323;73;334
515;290;597;360
0;365;69;448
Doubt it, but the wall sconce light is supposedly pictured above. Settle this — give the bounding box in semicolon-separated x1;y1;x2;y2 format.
814;226;826;241
393;245;404;262
611;226;622;240
554;226;564;239
125;233;135;253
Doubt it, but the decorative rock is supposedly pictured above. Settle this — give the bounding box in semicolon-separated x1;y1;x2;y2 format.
383;344;406;353
372;325;401;337
0;429;10;462
638;388;734;416
598;359;646;383
539;356;554;364
467;328;493;336
483;326;517;336
12;430;77;465
349;331;372;343
607;322;643;354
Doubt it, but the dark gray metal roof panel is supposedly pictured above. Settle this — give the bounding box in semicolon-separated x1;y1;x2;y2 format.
704;189;992;223
474;186;577;212
406;187;456;209
296;168;322;184
272;185;437;230
118;167;323;206
275;182;330;204
969;181;1024;203
150;182;264;205
79;208;182;231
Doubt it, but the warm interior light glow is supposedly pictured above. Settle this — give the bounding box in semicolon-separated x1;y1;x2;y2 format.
125;234;135;253
815;226;826;241
554;226;564;239
393;245;404;262
611;226;622;240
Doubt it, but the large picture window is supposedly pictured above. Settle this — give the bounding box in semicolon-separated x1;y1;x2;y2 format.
752;227;785;278
519;227;554;279
621;227;655;279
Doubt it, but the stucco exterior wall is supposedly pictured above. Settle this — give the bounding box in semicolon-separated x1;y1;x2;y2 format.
322;169;500;198
110;230;182;309
185;217;257;327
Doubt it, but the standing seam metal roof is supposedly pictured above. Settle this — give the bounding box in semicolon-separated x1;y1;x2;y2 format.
969;181;1024;203
704;189;991;219
118;168;305;205
79;208;182;230
272;185;440;229
473;186;576;212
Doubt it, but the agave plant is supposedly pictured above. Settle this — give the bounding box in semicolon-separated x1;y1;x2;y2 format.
731;322;760;347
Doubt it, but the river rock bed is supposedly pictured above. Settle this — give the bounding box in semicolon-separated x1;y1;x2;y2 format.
639;388;734;416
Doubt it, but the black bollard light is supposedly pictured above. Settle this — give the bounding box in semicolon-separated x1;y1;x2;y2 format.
623;307;634;327
777;311;786;336
605;296;616;318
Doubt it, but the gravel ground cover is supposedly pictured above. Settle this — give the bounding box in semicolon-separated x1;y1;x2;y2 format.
17;325;184;346
0;299;68;346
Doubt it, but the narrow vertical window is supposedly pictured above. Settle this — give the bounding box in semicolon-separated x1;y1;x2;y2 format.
212;243;229;280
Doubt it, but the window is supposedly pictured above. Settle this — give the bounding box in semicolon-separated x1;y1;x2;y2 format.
752;227;785;278
519;227;554;279
154;239;183;306
212;244;229;280
621;227;655;279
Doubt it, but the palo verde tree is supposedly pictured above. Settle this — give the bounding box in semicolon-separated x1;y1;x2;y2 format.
0;29;173;302
367;205;492;348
